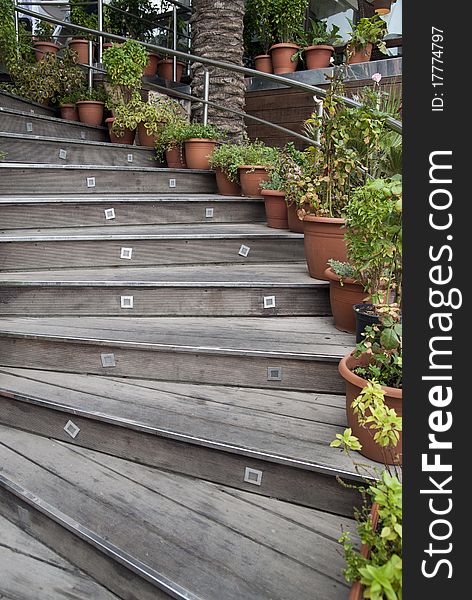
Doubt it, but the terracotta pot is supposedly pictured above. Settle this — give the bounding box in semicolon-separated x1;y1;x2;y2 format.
184;138;216;170
60;104;79;122
33;41;60;61
287;203;304;233
238;166;270;198
158;59;185;82
254;54;273;73
303;215;347;280
215;168;241;196
137;122;159;147
324;268;367;334
269;43;299;74
339;353;402;465
103;42;114;51
305;45;334;70
348;504;380;600
76;100;104;126
373;0;392;16
165;147;186;168
143;53;160;76
106;117;135;145
262;190;288;229
69;39;92;64
348;42;373;64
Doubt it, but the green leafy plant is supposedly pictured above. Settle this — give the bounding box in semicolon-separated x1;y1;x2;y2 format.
70;2;99;40
34;21;55;42
347;15;388;59
179;122;224;142
292;20;342;62
154;117;189;161
208;142;244;183
344;176;402;307
112;94;184;137
102;39;148;106
59;89;83;105
277;143;310;210
77;85;108;103
244;0;275;55
107;0;156;41
328;259;357;281
269;0;308;44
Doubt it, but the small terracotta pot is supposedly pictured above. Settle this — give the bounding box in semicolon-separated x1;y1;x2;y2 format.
106;117;135;145
238;166;270;198
348;42;373;64
76;100;104;126
262;190;288;229
254;54;273;74
215;168;241;196
270;43;299;74
158;59;185;82
69;39;92;64
137;122;159;147
339;353;402;465
60;103;79;122
287;203;304;233
324;267;367;333
165;147;186;168
184;138;216;170
305;45;334;70
33;41;60;61
303;215;347;280
143;53;160;76
373;0;392;16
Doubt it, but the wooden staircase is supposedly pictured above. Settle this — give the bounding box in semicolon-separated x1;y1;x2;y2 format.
0;90;363;599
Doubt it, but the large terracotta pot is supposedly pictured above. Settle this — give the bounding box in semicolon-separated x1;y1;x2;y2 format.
165;147;186;168
339;353;402;465
324;267;367;334
215;168;241;196
158;59;185;82
254;54;273;73
348;42;373;64
106;117;135;145
60;104;79;122
238;166;270;198
76;100;104;126
287;203;304;233
303;215;347;280
269;43;299;74
137;122;159;147
305;45;334;70
184;138;216;170
262;190;288;229
33;41;60;61
143;53;160;76
69;39;92;65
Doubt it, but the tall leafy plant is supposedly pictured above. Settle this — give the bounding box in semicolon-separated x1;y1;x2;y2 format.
102;39;148;107
270;0;308;44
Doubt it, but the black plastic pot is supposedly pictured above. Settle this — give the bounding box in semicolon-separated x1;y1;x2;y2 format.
353;303;380;344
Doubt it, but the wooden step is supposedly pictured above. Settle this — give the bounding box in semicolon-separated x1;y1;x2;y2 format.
0;316;352;392
0;132;159;167
0;194;265;228
0;367;372;514
0;263;329;317
0;163;216;195
0;224;304;270
0;107;108;142
0;513;120;600
0;426;355;598
0;89;57;117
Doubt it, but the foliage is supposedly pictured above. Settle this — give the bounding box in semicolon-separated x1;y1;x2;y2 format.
0;149;6;160
244;0;275;55
107;0;156;41
260;170;284;191
277;143;310;208
347;15;388;58
112;94;184;137
70;2;99;41
154;117;189;160
179;122;224;142
344;176;402;306
34;21;55;42
292;20;341;62
77;85;108;103
59;88;83;105
353;309;403;389
208;142;245;183
1;0;33;70
102;39;148;105
244;0;308;51
327;259;357;281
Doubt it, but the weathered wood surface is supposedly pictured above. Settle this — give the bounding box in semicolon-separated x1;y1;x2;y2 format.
0;515;120;600
0;90;57;116
0;195;265;228
0;427;354;599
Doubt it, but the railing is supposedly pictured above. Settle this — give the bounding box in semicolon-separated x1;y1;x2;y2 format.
12;3;402;146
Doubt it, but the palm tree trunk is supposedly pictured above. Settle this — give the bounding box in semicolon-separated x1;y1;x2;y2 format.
190;0;246;140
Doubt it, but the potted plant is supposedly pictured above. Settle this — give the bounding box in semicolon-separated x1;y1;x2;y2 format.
208;142;243;196
102;39;149;107
76;86;107;126
346;14;388;64
245;0;275;73
295;20;342;70
344;176;402;340
180;123;223;170
136;94;185;147
69;1;98;65
155;118;189;168
268;0;308;74
278;143;309;233
105;102;137;144
324;260;367;334
235;141;278;198
59;90;82;121
152;15;187;82
32;22;59;61
260;169;288;229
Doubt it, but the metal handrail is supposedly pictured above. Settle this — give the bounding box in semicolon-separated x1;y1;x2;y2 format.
13;5;402;136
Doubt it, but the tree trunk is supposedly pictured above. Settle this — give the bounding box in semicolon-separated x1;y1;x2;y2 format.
190;0;246;140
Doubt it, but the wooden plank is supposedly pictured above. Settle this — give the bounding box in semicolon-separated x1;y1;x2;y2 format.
0;90;56;116
0;515;120;600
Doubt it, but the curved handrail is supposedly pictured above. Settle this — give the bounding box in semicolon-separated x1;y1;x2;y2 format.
14;5;402;135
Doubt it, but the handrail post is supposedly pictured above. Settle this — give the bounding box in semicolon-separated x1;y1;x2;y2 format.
172;5;177;81
203;69;210;125
13;0;19;51
97;0;103;63
88;40;93;91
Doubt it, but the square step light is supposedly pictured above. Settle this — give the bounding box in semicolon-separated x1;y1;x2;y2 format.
205;207;214;218
169;178;176;188
100;353;116;368
58;149;67;160
104;208;116;220
26;122;33;133
64;419;80;439
120;247;133;260
86;177;96;188
120;296;134;309
239;245;250;257
267;367;282;381
263;296;276;309
127;153;133;163
244;467;263;486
